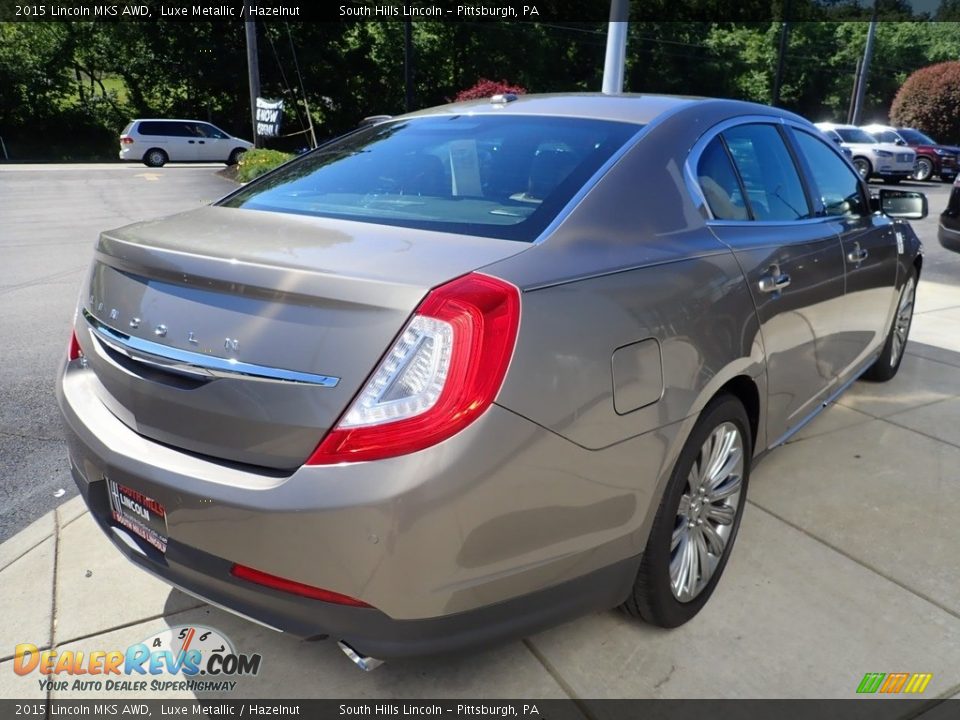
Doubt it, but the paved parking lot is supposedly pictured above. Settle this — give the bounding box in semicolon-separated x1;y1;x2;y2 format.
1;164;958;704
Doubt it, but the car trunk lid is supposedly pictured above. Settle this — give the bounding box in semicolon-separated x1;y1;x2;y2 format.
78;206;527;470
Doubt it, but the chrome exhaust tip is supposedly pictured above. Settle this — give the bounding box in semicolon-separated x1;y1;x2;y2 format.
337;640;384;672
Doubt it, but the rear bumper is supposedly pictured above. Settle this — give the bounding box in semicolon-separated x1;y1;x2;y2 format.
70;470;639;658
57;360;655;657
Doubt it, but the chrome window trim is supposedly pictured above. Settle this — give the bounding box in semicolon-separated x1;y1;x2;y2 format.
685;114;841;226
83;308;340;388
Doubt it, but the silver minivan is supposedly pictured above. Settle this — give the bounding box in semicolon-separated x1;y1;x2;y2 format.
119;119;254;167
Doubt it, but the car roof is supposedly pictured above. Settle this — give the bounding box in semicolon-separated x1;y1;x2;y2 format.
815;122;861;130
400;93;795;127
861;123;895;131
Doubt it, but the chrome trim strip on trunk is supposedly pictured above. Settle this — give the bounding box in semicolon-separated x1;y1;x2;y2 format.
82;308;340;387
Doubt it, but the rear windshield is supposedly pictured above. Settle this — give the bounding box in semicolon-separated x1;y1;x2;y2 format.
219;115;639;242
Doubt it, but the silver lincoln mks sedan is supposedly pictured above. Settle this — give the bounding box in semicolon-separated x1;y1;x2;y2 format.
58;94;925;667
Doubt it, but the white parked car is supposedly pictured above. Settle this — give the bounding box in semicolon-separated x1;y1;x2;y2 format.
119;119;254;167
815;122;916;183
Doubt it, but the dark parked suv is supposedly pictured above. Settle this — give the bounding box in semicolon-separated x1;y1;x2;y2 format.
862;124;959;182
940;175;960;251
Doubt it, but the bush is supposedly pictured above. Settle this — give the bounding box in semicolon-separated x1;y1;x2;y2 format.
890;61;960;145
235;148;294;183
454;79;527;102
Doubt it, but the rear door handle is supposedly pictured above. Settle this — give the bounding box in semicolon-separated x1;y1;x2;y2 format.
847;242;868;264
198;140;205;144
187;140;195;144
758;266;791;294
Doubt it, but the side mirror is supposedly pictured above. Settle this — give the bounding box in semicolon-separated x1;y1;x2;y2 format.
877;188;928;219
895;138;906;146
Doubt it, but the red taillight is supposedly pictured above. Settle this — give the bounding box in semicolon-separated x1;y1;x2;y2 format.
307;272;521;465
230;564;372;607
120;136;134;144
68;330;83;361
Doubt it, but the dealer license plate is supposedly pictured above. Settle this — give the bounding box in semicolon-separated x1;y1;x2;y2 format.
106;478;168;553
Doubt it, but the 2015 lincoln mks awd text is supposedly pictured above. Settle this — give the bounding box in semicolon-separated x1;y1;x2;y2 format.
58;94;925;667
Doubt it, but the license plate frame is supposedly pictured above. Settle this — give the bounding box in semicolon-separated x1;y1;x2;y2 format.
106;478;168;554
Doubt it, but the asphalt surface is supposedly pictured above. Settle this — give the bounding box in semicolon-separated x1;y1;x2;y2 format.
0;164;955;543
0;163;237;542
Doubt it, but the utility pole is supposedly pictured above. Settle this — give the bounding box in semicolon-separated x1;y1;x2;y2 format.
772;0;792;106
851;8;878;126
245;19;261;148
403;12;414;112
847;56;862;124
602;0;629;94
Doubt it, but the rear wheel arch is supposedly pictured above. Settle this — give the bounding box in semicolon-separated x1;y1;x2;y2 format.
715;375;759;452
634;368;762;550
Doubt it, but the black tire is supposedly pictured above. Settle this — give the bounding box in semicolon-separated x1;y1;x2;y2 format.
852;157;872;180
227;148;246;166
862;269;917;382
913;157;934;182
143;149;168;168
622;393;751;628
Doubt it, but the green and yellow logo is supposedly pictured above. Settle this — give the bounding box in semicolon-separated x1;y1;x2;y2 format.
856;672;932;694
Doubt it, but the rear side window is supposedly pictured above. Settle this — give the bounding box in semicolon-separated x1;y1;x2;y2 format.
696;138;748;220
873;130;900;144
201;124;229;139
792;130;869;218
138;121;191;137
722;124;812;222
121;122;134;135
219;115;638;242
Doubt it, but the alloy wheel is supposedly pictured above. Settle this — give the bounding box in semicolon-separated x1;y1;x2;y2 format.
853;158;870;179
890;276;915;367
913;158;933;182
670;421;744;602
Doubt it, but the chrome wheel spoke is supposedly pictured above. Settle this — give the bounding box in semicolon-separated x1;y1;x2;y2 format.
671;522;687;551
702;427;735;484
670;533;697;601
686;465;700;497
706;473;742;503
706;502;736;526
677;494;692;517
705;447;742;492
701;521;727;556
693;528;718;584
